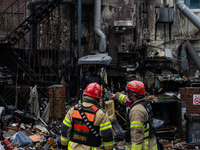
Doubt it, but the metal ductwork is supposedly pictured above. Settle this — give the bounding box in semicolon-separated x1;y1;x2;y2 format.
176;0;200;30
178;40;200;76
94;0;106;52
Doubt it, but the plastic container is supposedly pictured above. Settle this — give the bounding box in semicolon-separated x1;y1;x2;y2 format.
0;142;5;150
12;132;33;147
153;118;164;129
101;100;115;120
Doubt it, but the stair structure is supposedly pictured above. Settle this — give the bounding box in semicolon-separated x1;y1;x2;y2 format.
0;0;63;85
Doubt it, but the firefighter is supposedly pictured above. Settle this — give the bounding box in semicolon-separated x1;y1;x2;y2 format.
61;82;115;150
111;80;158;150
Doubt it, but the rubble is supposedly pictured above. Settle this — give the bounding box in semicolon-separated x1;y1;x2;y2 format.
0;85;199;150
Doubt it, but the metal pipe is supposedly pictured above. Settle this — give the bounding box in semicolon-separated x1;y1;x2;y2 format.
136;0;139;48
185;40;200;70
70;4;75;68
94;0;106;52
78;0;81;60
176;0;200;30
78;0;82;101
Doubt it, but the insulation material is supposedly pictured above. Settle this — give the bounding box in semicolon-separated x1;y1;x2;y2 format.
41;102;51;124
29;85;40;119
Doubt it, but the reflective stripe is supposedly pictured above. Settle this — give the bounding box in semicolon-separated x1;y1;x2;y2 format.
68;141;74;150
144;130;149;138
103;140;115;147
131;144;142;150
61;135;70;142
129;82;136;87
143;123;149;138
100;121;112;131
63;117;72;127
125;146;131;150
143;140;158;150
74;124;90;132
130;121;143;128
143;138;149;150
91;105;98;111
150;144;158;150
119;94;126;104
144;123;149;130
72;110;95;122
136;81;141;86
72;110;82;119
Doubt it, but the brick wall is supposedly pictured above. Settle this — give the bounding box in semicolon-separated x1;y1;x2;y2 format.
179;87;200;114
48;85;66;123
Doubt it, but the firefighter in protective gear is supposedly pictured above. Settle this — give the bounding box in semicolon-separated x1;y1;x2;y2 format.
111;80;158;150
61;82;115;150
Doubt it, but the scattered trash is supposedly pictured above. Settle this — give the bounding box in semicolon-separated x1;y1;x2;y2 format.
0;142;4;150
0;84;198;150
29;133;42;142
12;132;33;147
3;130;16;139
153;118;165;129
3;138;14;150
0;107;4;117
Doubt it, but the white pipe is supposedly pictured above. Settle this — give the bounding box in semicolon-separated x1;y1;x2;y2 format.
176;0;200;30
94;0;106;52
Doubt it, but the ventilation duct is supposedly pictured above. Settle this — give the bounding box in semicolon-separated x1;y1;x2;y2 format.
176;0;200;30
94;0;106;52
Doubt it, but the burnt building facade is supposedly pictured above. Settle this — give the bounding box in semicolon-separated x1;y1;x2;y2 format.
0;0;200;104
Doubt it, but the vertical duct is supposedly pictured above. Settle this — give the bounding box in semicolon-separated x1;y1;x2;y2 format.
176;0;200;30
94;0;106;52
136;0;139;47
70;4;75;68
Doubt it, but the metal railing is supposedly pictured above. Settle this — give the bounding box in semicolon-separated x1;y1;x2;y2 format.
0;0;63;84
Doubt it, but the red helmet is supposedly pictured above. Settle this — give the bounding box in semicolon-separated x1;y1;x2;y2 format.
126;80;145;96
84;82;102;99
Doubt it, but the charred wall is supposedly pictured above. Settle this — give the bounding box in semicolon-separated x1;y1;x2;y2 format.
1;0;200;95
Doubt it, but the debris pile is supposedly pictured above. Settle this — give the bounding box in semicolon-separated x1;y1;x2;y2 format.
0;104;63;150
0;84;200;150
0;66;15;86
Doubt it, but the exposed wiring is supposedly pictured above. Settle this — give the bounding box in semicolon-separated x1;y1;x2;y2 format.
178;9;186;39
146;45;165;50
172;11;185;28
156;38;200;47
172;0;186;28
102;4;135;12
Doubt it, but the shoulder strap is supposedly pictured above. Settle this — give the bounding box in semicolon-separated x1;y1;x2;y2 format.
130;100;144;110
77;103;100;138
131;100;155;139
